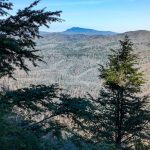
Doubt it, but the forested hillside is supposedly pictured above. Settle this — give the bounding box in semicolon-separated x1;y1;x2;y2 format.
6;30;150;97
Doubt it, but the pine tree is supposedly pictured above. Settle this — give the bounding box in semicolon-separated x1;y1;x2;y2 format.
91;36;150;149
0;0;62;78
0;1;63;149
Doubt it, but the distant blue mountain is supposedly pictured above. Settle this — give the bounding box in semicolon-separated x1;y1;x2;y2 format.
63;27;118;36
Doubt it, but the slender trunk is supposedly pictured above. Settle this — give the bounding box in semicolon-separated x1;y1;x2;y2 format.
116;88;124;149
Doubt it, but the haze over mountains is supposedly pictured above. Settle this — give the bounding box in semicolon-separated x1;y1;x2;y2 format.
62;27;118;36
6;28;150;97
40;27;118;36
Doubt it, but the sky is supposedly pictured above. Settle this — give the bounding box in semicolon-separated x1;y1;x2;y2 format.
11;0;150;33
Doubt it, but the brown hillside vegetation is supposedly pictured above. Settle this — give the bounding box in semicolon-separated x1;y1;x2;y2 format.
2;30;150;97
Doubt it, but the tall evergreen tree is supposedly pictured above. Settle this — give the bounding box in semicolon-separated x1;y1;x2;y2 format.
90;36;150;149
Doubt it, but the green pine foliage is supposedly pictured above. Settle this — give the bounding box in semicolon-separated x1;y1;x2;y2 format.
0;0;63;149
0;117;41;150
0;0;62;78
90;36;150;149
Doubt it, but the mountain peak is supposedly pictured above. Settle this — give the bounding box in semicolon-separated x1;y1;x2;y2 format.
63;27;118;36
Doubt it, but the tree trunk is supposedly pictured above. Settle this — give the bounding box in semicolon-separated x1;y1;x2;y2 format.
116;88;124;149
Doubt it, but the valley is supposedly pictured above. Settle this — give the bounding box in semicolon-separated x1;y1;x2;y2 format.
5;30;150;97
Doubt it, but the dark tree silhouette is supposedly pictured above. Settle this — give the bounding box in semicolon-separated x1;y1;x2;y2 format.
0;1;63;149
0;0;62;78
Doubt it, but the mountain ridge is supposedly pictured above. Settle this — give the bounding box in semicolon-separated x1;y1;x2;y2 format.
40;28;150;37
6;30;150;97
62;27;118;36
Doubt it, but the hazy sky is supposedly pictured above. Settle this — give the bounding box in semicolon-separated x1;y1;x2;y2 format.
12;0;150;32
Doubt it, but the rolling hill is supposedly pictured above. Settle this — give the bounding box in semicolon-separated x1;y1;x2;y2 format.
4;30;150;97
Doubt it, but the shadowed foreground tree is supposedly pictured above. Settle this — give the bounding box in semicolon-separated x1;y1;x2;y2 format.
0;85;98;149
89;36;150;149
0;1;100;149
0;84;60;150
0;1;97;149
0;0;64;149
